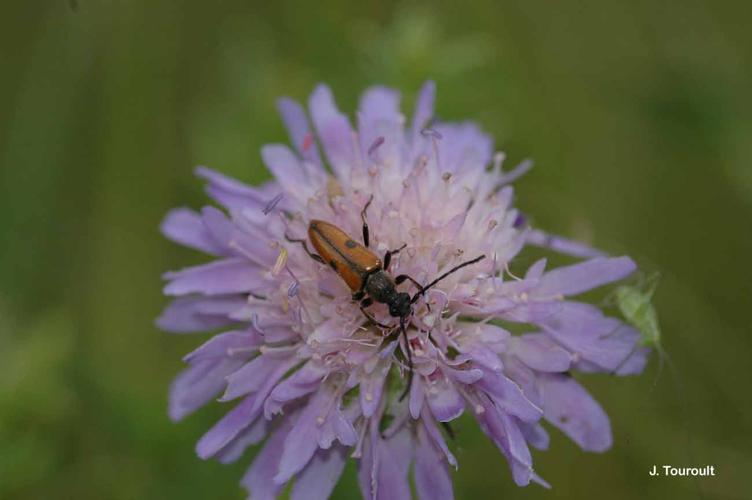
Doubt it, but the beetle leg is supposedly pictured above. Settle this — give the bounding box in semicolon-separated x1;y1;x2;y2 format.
395;273;423;291
398;316;413;402
352;290;365;301
360;194;374;247
284;234;325;264
383;243;407;271
359;297;394;329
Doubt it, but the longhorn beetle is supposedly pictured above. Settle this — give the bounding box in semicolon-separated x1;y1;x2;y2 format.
287;195;485;400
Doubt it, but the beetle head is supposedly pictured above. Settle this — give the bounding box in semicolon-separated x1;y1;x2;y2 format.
389;292;412;318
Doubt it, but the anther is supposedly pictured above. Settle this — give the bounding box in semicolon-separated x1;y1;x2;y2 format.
262;193;284;215
367;136;385;158
272;247;288;276
421;128;443;140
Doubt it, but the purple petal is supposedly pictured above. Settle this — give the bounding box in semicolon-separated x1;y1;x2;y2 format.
163;258;269;296
359;360;390;418
502;413;535;486
433;122;493;174
183;329;261;363
442;364;483;385
465;345;503;371
415;423;454;500
208;211;278;267
220;353;296;402
261;144;315;202
540;302;647;372
359;425;412;500
196;355;296;459
275;386;356;483
308;84;355;182
265;361;328;417
200;206;234;250
277;96;323;165
421;410;457;468
195;166;266;210
474;367;542;423
519;421;550;451
168;357;244;421
357;425;376;500
411;81;436;144
290;446;348;500
526;229;607;259
502;356;542;408
409;373;426;419
508;334;572;372
160;207;225;255
539;373;612;452
358;86;404;164
535;256;636;297
241;419;293;500
427;376;465;422
273;403;321;483
497;301;566;324
156;295;246;333
475;399;533;486
525;258;548;280
215;416;270;464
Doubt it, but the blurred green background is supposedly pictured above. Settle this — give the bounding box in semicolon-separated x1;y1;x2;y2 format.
1;1;750;499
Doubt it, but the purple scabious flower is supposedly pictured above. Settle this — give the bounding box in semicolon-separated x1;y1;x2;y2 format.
158;82;649;499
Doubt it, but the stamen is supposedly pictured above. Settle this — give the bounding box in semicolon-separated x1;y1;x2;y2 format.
504;263;524;282
262;193;284;215
493;151;506;171
272;247;288;276
252;313;265;334
513;213;527;228
367;136;385;158
421;128;443;140
422;127;442;171
499;159;533;185
492;252;499;291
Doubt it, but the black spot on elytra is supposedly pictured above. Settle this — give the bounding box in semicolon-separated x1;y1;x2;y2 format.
329;260;338;270
345;239;357;249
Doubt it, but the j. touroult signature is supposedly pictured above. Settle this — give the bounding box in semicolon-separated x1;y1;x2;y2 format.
649;465;716;477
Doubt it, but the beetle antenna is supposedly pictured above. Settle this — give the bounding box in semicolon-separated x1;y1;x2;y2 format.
410;254;486;304
398;316;413;402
